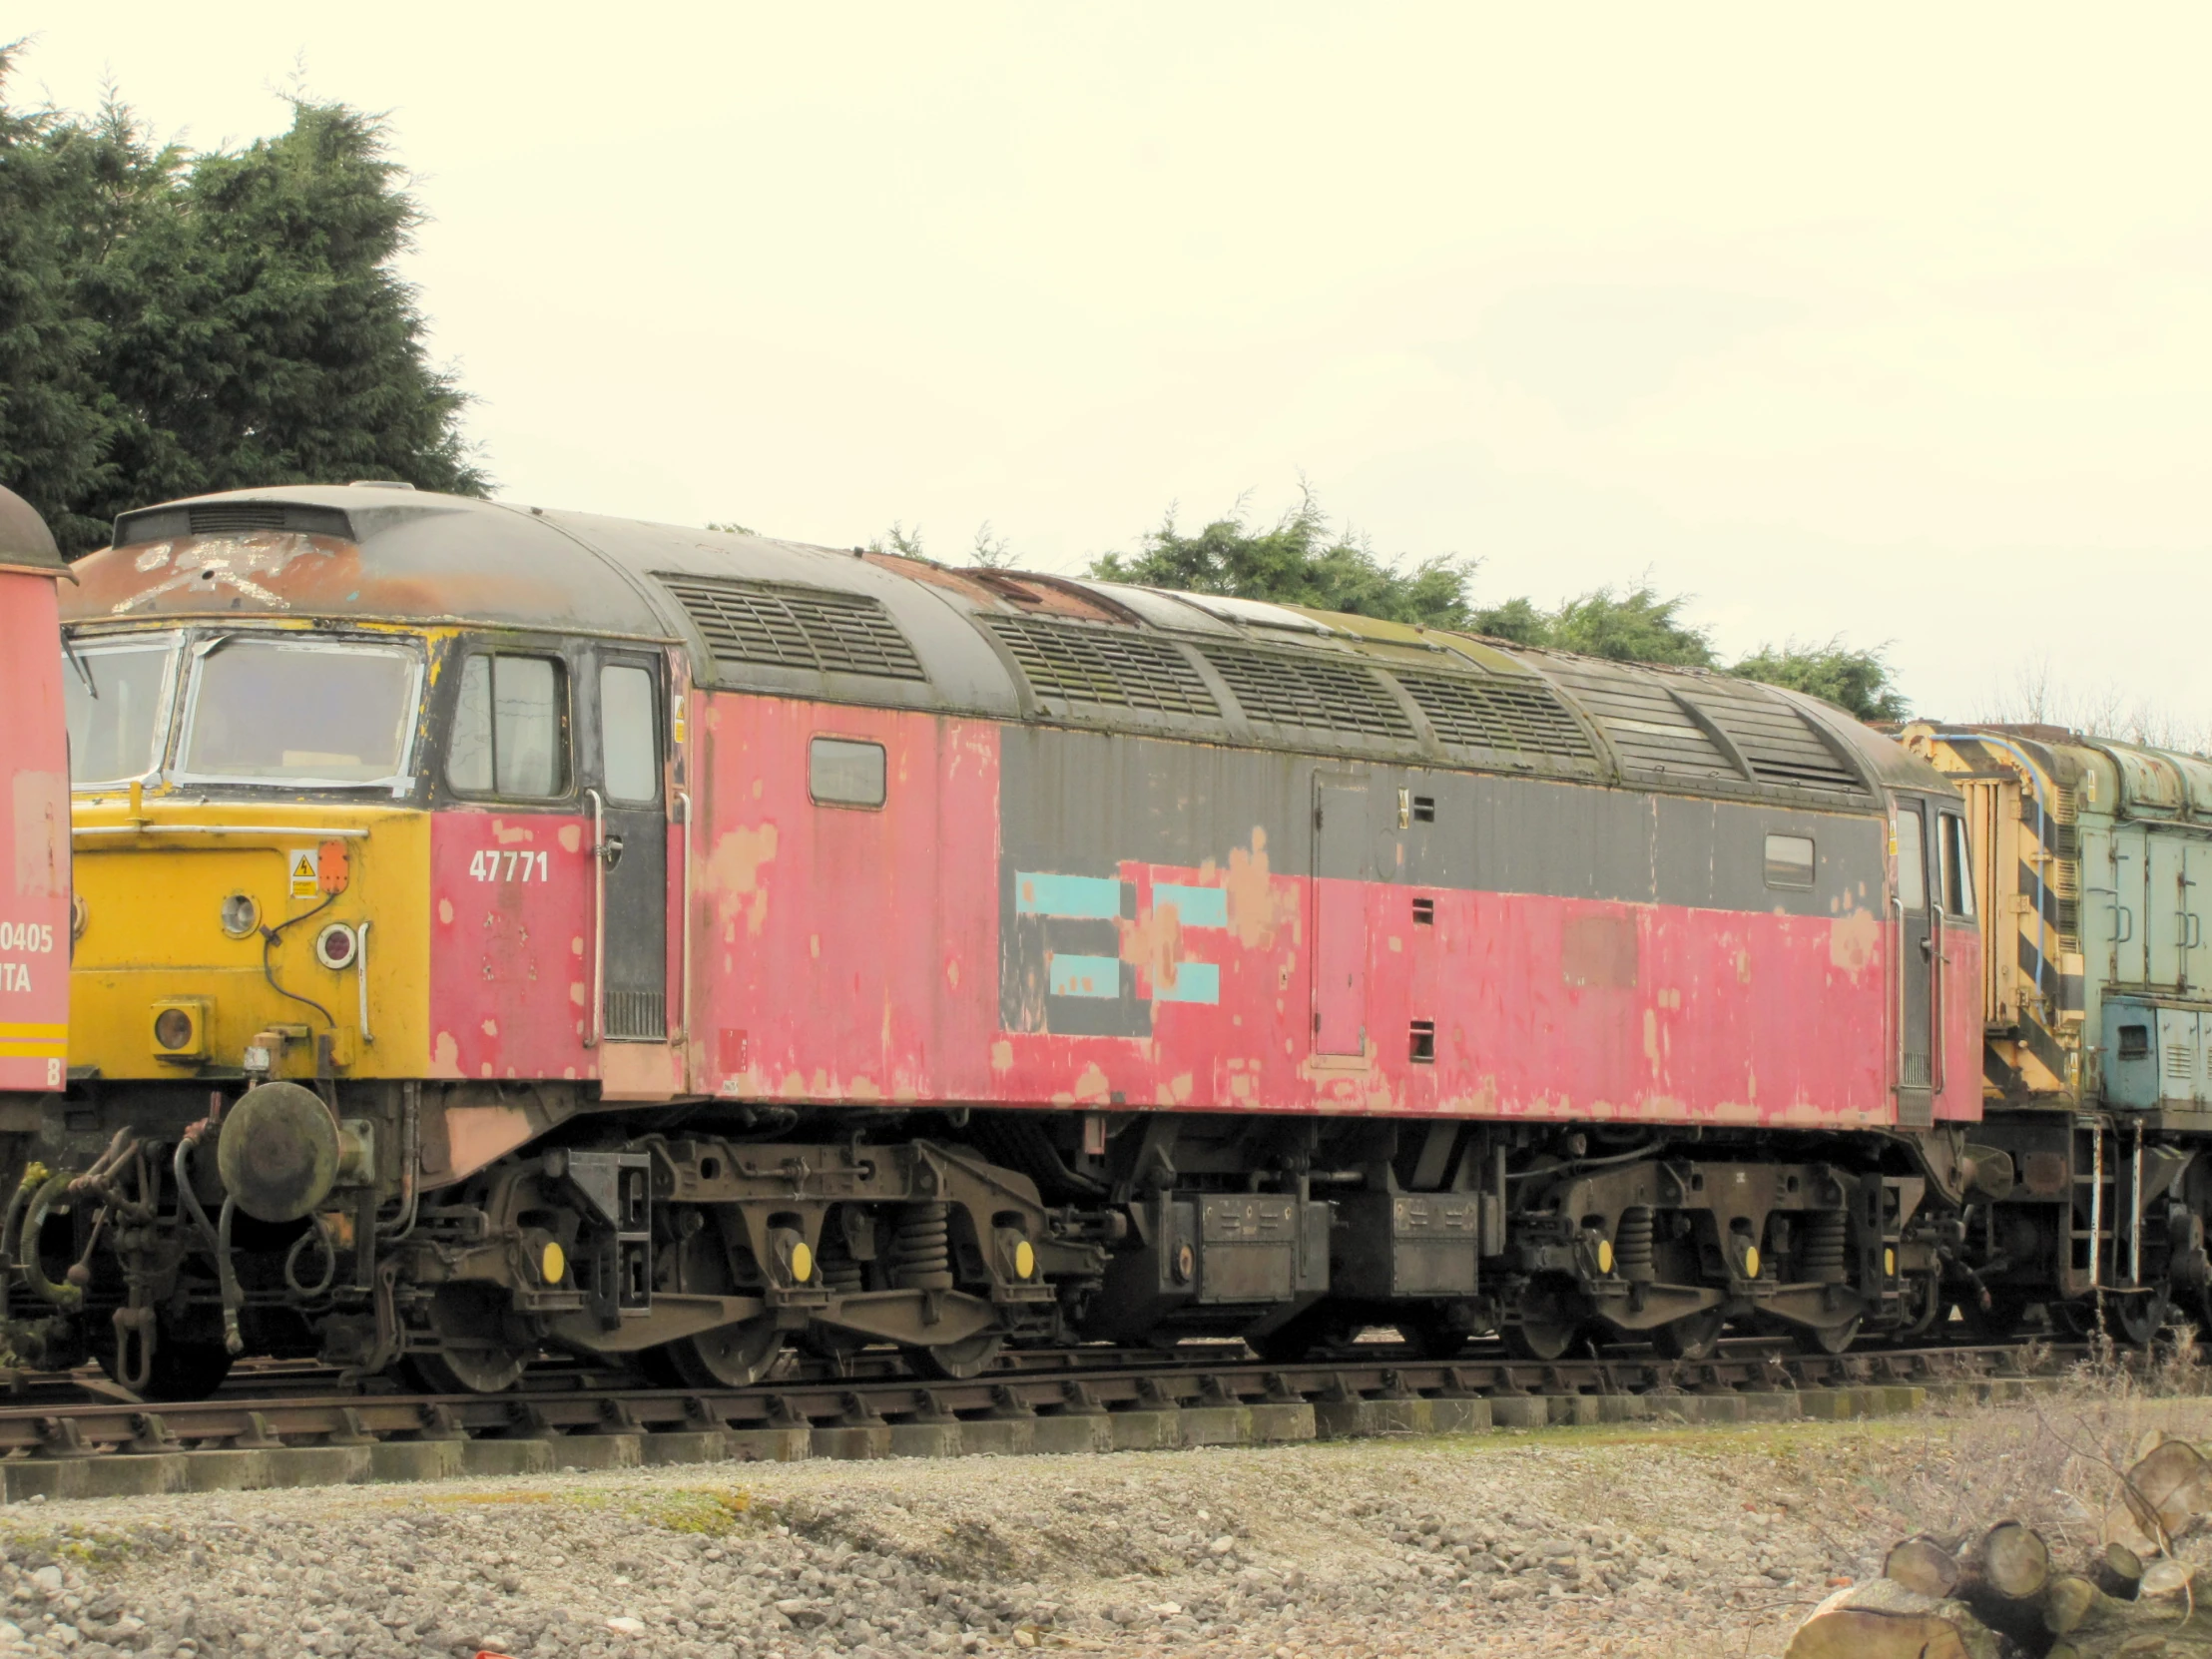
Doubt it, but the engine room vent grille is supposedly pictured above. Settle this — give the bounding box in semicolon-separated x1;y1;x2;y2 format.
659;576;927;682
985;617;1219;718
1539;663;1740;781
1687;683;1868;796
1201;645;1415;742
1395;671;1596;761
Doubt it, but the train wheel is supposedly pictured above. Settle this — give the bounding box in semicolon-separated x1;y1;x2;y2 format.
403;1285;532;1393
655;1320;787;1388
1503;1319;1578;1362
1791;1316;1862;1357
1650;1309;1727;1361
2115;1287;2172;1349
905;1331;1005;1380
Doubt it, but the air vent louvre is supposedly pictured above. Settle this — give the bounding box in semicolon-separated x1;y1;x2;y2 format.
1690;687;1866;795
659;576;926;682
1201;645;1414;741
603;989;667;1042
985;617;1218;717
190;504;287;533
1395;671;1595;762
1540;663;1738;778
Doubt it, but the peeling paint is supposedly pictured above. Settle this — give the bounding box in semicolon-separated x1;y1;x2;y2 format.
1829;906;1880;976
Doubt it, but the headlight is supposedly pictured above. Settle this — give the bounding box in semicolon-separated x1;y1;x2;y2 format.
220;892;261;938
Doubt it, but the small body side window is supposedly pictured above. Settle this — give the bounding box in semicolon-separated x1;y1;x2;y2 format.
810;737;886;809
1895;808;1927;911
1764;832;1815;889
448;654;567;799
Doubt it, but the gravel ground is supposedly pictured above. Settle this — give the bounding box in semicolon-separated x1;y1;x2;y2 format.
0;1389;2200;1659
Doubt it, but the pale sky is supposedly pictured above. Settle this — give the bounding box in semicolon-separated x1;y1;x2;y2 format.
16;5;2211;724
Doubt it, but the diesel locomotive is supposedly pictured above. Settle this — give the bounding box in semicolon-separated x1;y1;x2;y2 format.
5;481;2073;1399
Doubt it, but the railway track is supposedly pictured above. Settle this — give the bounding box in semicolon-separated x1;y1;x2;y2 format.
0;1332;2131;1503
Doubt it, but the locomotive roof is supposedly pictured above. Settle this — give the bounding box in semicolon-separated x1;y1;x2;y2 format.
1918;723;2212;823
66;484;1945;812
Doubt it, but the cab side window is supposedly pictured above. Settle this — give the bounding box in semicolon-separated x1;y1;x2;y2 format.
1895;809;1927;911
599;663;660;805
449;654;568;799
1940;814;1974;918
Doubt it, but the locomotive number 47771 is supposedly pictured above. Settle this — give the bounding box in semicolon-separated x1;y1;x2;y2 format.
467;849;551;882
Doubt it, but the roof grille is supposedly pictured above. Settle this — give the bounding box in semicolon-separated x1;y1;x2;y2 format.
1685;683;1868;796
1201;645;1415;741
190;503;287;534
1395;671;1596;761
985;617;1218;718
1539;663;1740;780
659;576;926;682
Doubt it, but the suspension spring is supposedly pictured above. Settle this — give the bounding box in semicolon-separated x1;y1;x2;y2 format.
1615;1207;1656;1280
888;1203;954;1291
815;1221;865;1295
1802;1209;1849;1283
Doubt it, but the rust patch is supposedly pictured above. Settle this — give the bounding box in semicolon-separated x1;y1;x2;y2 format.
1562;913;1638;988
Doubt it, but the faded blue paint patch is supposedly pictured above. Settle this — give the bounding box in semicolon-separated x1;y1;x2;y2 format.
1017;872;1123;919
1048;953;1124;998
1153;961;1221;1004
1153;883;1228;929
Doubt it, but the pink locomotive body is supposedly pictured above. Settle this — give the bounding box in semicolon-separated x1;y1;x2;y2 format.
0;489;69;1103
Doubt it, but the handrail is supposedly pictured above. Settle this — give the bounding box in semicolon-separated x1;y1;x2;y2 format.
73;824;369;838
585;788;606;1049
356;919;372;1044
1931;913;1946;1096
675;791;693;1049
1894;893;1908;1093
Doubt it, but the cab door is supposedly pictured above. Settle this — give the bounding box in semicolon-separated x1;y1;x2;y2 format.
1894;801;1934;1125
585;649;669;1042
